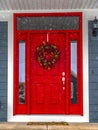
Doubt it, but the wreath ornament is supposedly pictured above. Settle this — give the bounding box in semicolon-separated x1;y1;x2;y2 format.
36;42;60;70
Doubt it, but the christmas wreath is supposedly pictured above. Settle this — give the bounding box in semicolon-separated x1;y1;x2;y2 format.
36;42;60;70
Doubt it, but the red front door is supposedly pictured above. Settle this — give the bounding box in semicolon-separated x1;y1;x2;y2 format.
14;13;83;115
14;31;83;115
30;32;66;114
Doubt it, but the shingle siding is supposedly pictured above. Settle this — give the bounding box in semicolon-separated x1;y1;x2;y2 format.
0;22;8;122
89;21;98;122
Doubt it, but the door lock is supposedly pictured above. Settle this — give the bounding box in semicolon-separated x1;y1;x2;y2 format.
62;72;65;76
62;77;65;85
62;72;65;90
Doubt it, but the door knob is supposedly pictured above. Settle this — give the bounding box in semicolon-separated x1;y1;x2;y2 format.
62;77;65;85
62;77;65;82
62;72;65;90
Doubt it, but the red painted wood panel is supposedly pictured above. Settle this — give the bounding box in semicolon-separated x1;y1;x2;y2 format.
14;32;28;114
69;32;83;115
30;32;66;114
13;12;83;115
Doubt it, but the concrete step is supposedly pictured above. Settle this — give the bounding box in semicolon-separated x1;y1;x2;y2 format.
0;123;98;130
0;123;46;130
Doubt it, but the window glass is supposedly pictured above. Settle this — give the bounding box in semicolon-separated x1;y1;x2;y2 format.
19;41;25;104
17;16;79;30
71;41;77;104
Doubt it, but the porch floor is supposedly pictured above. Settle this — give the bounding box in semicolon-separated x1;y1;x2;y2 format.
0;122;98;130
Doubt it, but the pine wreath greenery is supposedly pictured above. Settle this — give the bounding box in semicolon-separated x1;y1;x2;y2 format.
36;42;60;70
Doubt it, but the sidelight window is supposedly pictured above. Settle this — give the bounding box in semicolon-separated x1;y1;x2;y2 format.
19;41;25;104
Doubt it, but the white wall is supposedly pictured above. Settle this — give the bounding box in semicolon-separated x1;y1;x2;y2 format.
0;9;93;122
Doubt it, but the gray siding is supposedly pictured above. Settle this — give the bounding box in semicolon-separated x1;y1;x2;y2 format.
0;22;8;122
89;21;98;122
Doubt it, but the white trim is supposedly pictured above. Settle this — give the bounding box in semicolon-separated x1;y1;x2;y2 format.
7;13;14;122
0;9;90;13
82;11;89;122
0;9;98;13
1;10;90;122
8;115;88;122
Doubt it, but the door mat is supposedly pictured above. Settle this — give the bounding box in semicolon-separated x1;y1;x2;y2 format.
27;122;69;125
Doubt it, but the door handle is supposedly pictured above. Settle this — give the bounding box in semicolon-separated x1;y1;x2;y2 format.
62;77;65;84
62;77;65;90
62;72;65;90
62;72;65;84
